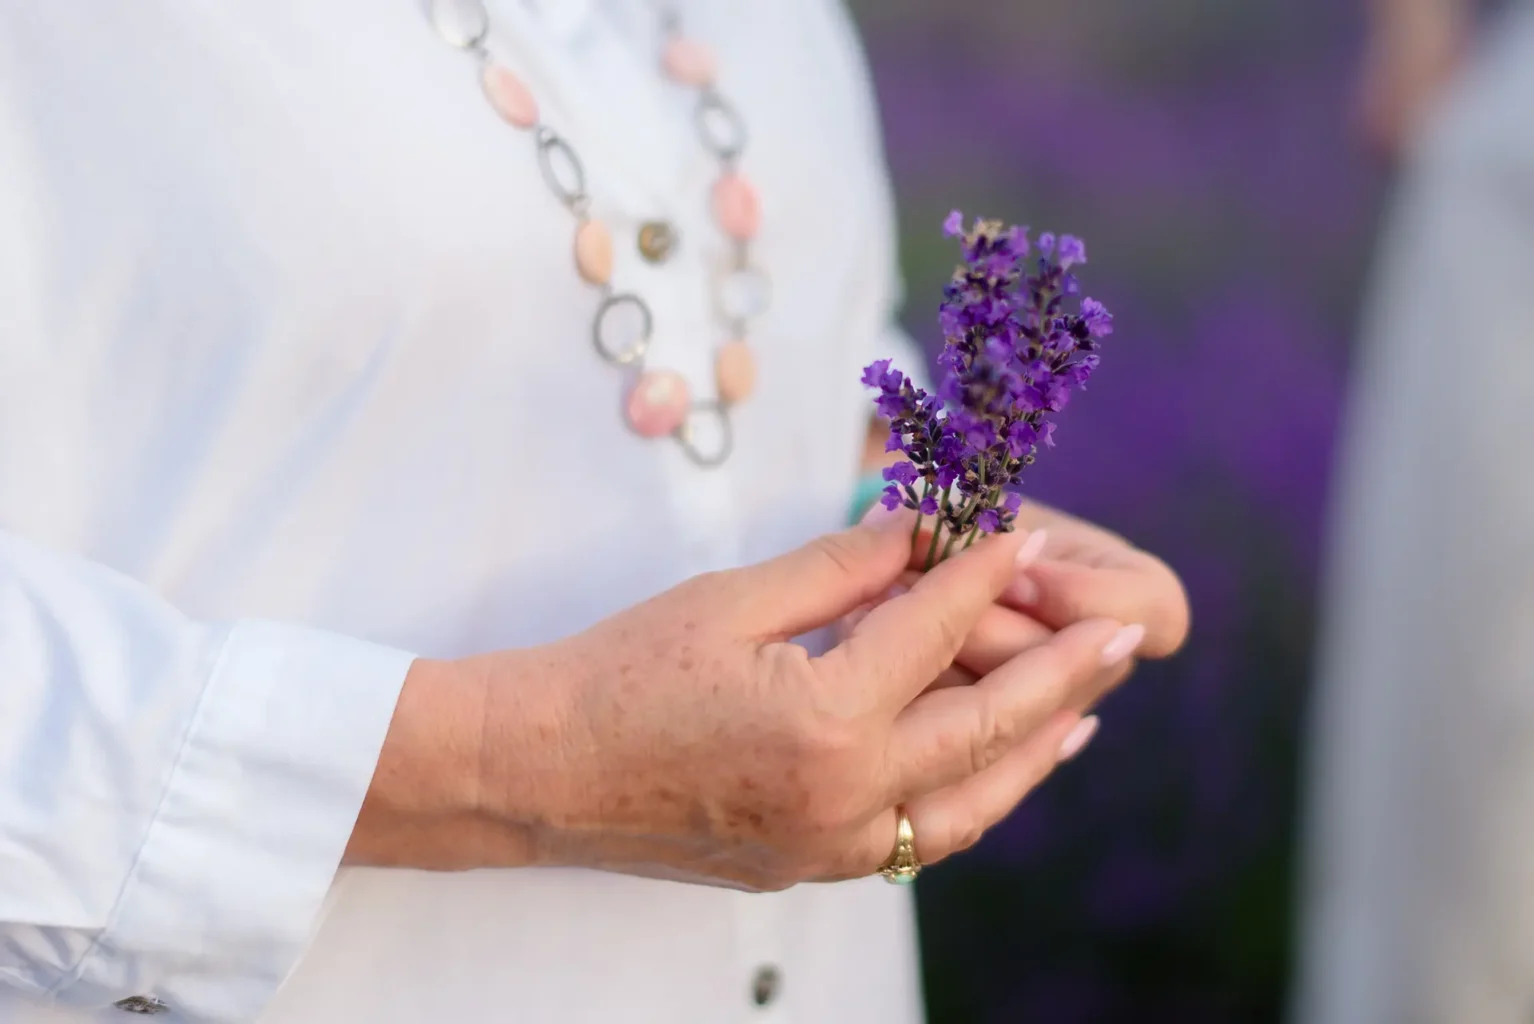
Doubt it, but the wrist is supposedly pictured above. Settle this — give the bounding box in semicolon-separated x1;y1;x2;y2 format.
465;642;590;869
347;654;543;870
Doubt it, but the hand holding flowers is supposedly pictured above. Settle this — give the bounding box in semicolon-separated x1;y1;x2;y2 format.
852;212;1186;727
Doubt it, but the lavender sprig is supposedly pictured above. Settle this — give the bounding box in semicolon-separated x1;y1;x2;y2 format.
864;211;1115;567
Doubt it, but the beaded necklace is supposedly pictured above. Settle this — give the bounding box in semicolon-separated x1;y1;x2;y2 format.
430;0;770;466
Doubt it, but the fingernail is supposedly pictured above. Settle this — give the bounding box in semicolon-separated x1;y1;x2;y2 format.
1015;529;1047;569
1006;575;1040;606
860;500;907;532
1058;716;1100;762
1100;624;1146;667
1002;532;1046;605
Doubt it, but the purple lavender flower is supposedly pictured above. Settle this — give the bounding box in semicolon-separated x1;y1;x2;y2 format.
863;212;1116;564
1008;225;1032;258
860;359;894;388
1058;235;1087;270
1081;298;1114;337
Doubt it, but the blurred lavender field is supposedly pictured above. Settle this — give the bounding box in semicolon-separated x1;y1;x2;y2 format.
848;1;1378;1020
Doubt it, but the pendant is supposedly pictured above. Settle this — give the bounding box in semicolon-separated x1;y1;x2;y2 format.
713;173;761;241
574;219;614;285
715;341;756;404
637;221;678;264
662;37;718;88
481;65;539;129
625;371;692;438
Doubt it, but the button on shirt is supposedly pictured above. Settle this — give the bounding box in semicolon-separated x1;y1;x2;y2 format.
0;1;924;1022
112;998;170;1016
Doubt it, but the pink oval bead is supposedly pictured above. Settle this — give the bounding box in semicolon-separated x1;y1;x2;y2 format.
574;220;614;286
715;341;756;404
713;173;761;241
662;37;717;88
626;371;691;438
481;64;539;129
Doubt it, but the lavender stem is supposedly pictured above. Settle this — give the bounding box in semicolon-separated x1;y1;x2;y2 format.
923;514;944;572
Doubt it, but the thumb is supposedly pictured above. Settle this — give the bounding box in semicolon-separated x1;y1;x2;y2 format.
828;526;1032;710
736;503;918;641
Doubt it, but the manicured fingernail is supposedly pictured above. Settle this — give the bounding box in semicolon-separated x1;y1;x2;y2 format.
1015;529;1047;569
860;500;907;532
1006;575;1039;606
1100;624;1145;666
1058;716;1100;762
1000;531;1047;606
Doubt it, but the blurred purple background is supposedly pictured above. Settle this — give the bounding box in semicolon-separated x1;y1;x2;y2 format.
846;0;1380;1019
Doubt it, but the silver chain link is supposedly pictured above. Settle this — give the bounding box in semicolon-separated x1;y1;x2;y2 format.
431;0;767;467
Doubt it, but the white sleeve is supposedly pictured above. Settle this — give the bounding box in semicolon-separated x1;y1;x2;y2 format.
0;530;415;1022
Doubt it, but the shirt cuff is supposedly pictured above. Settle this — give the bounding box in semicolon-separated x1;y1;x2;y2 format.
60;620;416;1022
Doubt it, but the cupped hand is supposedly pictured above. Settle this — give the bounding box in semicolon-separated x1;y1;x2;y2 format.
447;514;1140;891
1001;500;1188;654
850;501;1188;695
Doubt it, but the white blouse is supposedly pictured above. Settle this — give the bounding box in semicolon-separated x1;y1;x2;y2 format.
0;1;925;1020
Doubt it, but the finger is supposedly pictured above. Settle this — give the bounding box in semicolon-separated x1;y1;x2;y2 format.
952;603;1054;678
822;527;1033;712
886;571;1055;679
1074;658;1135;716
733;504;918;642
838;576;916;642
835;710;1086;878
887;618;1136;800
905;710;1090;864
1009;499;1123;546
906;524;1047;574
920;619;1138;702
926;663;979;693
1006;556;1188;658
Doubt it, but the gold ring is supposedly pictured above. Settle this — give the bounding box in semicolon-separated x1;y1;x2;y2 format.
877;806;921;885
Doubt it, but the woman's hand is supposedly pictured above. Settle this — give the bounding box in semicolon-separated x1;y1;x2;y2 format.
349;514;1140;890
849;501;1189;702
856;416;1187;690
1001;500;1189;655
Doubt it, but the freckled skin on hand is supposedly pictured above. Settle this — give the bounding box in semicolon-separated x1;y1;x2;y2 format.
339;202;1195;885
461;511;1139;891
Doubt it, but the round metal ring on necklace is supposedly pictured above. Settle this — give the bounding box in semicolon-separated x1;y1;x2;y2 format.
714;264;772;328
694;90;748;162
592;293;654;366
535;127;589;212
430;0;490;50
674;402;734;468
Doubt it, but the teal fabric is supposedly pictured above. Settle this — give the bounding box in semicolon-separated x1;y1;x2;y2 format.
848;472;887;525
